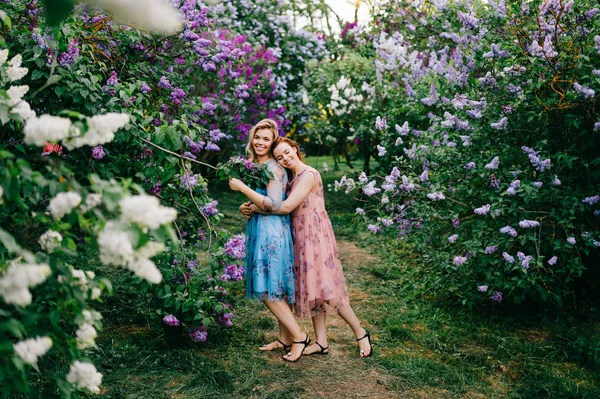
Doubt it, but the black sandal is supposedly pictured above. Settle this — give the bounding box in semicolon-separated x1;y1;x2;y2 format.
282;334;311;362
260;339;291;353
308;341;329;355
357;331;373;358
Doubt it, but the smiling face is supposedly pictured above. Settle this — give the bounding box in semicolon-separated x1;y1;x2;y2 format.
273;142;298;170
252;128;275;158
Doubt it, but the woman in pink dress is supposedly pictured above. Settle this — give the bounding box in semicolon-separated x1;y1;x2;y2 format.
231;137;372;359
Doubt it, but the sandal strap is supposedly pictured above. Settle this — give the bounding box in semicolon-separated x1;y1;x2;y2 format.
314;341;329;352
277;339;291;349
357;332;370;342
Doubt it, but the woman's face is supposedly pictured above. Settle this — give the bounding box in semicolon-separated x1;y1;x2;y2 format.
252;128;274;157
273;142;298;169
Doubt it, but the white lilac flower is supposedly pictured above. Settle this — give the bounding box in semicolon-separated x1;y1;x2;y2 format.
448;234;458;243
0;49;8;65
395;122;409;136
6;54;28;82
66;361;103;394
128;257;162;284
23;115;72;147
477;285;488;292
419;169;429;182
49;192;82;219
10;100;36;120
97;223;135;266
80;193;102;213
485;157;499;170
119;195;177;230
81;0;182;35
474;204;491;215
64;113;129;150
6;85;29;104
321;163;329;173
76;323;98;350
0;261;52;306
375;116;387;130
377;145;387;157
13;336;53;366
567;237;576;245
381;196;389;204
427;192;445;201
39;230;63;253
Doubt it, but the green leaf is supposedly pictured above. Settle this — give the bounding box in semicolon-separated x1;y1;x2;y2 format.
43;0;76;26
0;228;20;253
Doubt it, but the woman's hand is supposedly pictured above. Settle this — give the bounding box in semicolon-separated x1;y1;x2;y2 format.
239;201;253;219
229;178;246;192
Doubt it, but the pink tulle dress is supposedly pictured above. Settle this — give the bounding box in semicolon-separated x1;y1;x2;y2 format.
287;167;350;318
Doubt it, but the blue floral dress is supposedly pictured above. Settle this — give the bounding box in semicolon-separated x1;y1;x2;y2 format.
244;160;295;303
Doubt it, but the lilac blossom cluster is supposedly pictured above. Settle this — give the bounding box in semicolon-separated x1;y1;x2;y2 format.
221;264;243;281
224;234;246;260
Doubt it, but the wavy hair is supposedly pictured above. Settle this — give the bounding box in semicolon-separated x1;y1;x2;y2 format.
245;119;279;162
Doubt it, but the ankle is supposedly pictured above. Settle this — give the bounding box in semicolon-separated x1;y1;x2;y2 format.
291;331;306;341
354;327;367;339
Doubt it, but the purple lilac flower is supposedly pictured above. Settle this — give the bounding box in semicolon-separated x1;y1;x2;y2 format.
485;157;499;169
427;192;445;201
548;256;557;266
151;181;161;196
217;312;234;328
363;181;381;196
200;200;219;217
187;259;197;269
183;151;197;159
453;256;468;266
517;252;532;269
452;218;460;228
163;314;180;327
58;38;79;67
375;116;387;130
105;71;118;86
170;88;186;105
582;195;600;205
500;226;517;237
552;176;561;186
474;204;491;215
502;252;514;263
158;76;172;89
224;234;246;259
519;219;540;228
490;117;507;130
464;162;476;170
140;82;151;93
491;291;503;303
91;145;105;160
367;224;381;234
585;8;600;19
483;43;509;58
448;234;458;244
458;11;479;30
221;264;244;281
567;237;576;245
478;285;488;292
180;170;199;190
189;326;208;342
355;207;365;216
532;181;543;188
206;142;220;152
235;84;249;99
485;245;498;254
574;83;595;99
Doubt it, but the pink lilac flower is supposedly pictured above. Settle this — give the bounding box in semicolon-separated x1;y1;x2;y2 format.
163;315;180;327
491;291;503;302
474;204;491;215
548;256;557;265
502;252;514;263
500;226;517;237
453;256;468;266
478;285;488;292
91;145;105;160
448;234;458;243
567;237;576;245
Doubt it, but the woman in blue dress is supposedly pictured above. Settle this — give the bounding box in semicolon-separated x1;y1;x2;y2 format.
230;119;309;362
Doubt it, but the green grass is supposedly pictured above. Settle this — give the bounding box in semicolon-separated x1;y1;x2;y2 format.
89;155;600;398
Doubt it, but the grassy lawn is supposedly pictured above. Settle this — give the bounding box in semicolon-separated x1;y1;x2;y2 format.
89;155;600;398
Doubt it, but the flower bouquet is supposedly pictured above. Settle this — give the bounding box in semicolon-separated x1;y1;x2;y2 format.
216;156;273;189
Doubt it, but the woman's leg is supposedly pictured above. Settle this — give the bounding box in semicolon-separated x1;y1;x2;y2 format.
263;301;308;361
338;305;372;357
258;319;292;351
304;313;329;355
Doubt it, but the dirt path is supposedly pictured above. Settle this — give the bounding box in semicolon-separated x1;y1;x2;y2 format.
253;240;402;399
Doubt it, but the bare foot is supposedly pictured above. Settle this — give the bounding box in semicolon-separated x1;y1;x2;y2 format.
304;342;329;355
259;339;290;352
357;329;372;358
282;333;310;362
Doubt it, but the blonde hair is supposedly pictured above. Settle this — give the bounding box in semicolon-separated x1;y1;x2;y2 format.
245;119;279;162
272;137;304;161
